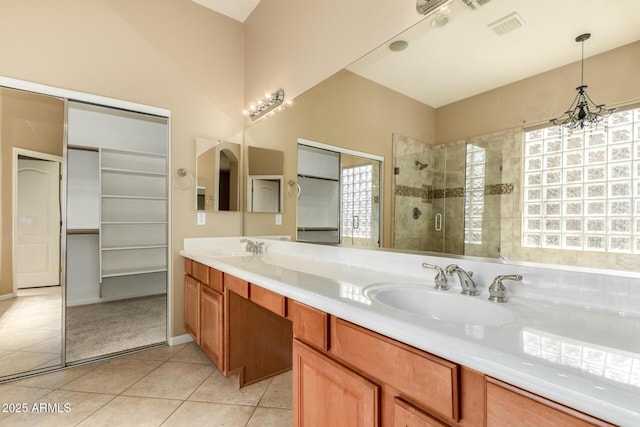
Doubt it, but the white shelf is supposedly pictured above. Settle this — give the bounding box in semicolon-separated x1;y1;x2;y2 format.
101;195;168;200
101;244;167;251
98;145;168;282
101;267;168;278
101;221;167;225
101;167;168;177
101;147;168;158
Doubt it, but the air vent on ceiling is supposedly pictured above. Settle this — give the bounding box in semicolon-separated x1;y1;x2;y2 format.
416;0;450;16
488;12;525;36
460;0;491;11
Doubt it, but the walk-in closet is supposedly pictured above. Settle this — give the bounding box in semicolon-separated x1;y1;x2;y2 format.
0;82;170;381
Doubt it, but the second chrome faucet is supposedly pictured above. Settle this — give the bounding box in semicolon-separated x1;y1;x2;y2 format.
445;264;480;296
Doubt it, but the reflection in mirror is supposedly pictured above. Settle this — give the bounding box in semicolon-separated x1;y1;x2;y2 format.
246;146;284;213
392;136;502;258
247;175;283;212
347;0;640;271
297;141;382;247
196;137;240;211
0;87;64;380
244;0;640;272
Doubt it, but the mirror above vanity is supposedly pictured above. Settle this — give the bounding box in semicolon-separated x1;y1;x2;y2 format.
244;0;640;273
196;137;240;212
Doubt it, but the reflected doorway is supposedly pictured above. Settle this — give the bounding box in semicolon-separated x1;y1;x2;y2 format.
296;139;382;248
0;88;65;381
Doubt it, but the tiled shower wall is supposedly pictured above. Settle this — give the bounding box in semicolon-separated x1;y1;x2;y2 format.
392;131;513;258
394;126;640;271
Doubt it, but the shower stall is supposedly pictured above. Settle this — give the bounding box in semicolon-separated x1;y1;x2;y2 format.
392;134;502;258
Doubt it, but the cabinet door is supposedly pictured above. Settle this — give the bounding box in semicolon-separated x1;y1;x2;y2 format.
201;286;224;370
393;398;446;427
184;275;201;344
293;339;379;427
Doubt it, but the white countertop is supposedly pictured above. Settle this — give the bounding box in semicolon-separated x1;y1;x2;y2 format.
181;237;640;426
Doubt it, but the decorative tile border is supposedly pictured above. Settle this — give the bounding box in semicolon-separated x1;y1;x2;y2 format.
485;183;514;195
395;183;514;200
395;185;431;202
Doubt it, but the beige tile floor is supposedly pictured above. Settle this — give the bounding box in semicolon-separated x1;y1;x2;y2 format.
0;288;62;378
0;342;293;426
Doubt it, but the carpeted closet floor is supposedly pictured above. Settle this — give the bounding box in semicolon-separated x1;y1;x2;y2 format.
66;294;166;362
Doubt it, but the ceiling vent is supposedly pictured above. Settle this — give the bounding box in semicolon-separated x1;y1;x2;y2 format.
416;0;451;16
488;12;525;36
460;0;491;11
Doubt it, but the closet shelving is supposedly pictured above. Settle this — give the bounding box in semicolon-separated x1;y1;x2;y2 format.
99;148;168;281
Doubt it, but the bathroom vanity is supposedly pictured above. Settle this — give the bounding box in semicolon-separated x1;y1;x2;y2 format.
181;237;640;426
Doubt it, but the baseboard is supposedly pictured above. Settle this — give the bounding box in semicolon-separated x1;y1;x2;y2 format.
168;334;194;346
0;292;16;301
67;292;166;307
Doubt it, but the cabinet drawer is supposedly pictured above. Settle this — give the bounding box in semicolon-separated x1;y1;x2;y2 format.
184;258;193;276
192;261;210;285
394;398;447;427
330;318;459;421
486;378;614;427
207;268;224;293
250;284;286;317
288;300;329;351
224;273;249;298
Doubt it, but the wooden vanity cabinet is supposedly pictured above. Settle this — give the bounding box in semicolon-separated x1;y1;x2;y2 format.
184;274;200;344
486;378;615;427
224;275;292;387
293;339;379;427
289;302;483;427
184;257;616;426
393;398;447;427
200;285;224;368
183;259;225;371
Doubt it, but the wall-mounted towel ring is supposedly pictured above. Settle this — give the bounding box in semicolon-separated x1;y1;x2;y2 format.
287;179;301;198
173;168;194;189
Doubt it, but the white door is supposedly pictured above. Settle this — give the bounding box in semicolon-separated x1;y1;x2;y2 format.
16;158;61;288
252;179;280;212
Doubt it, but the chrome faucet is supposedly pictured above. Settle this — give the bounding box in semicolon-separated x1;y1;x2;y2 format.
240;238;265;255
488;274;522;303
445;264;480;296
421;263;449;291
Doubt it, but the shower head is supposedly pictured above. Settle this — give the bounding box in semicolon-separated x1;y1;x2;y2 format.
415;160;428;170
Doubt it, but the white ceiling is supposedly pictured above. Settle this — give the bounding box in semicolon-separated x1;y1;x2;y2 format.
347;0;640;107
194;0;640;107
191;0;260;22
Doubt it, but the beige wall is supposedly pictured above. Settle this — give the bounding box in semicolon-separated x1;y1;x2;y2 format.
0;0;244;336
244;70;435;245
0;89;64;295
436;41;640;144
244;0;424;108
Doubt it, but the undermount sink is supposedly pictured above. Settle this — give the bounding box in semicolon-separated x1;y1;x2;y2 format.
363;283;517;327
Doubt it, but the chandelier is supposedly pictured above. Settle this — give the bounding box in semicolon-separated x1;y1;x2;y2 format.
550;33;616;132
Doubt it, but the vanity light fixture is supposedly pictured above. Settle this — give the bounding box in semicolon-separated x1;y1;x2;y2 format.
243;89;285;121
416;0;451;16
549;33;616;132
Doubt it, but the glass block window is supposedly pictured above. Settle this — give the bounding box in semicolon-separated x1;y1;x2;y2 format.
464;144;486;245
342;164;372;239
523;106;640;253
